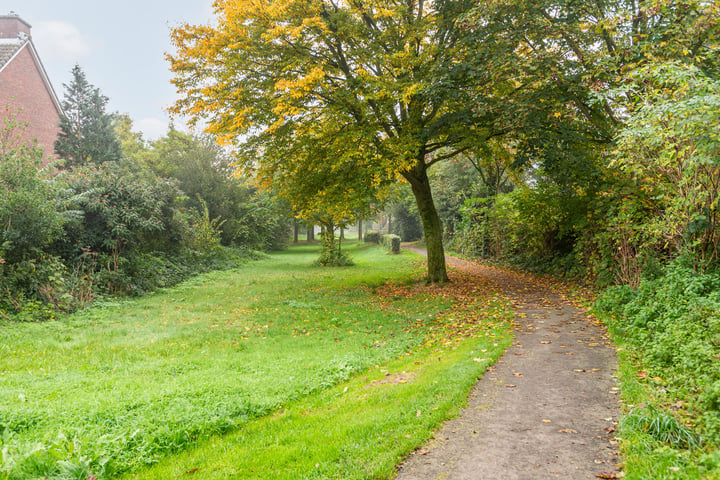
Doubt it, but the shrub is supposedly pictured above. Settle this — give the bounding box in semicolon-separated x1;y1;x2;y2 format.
389;202;423;241
185;197;225;256
315;227;354;266
145;128;291;250
381;234;401;254
0;115;64;263
58;159;188;260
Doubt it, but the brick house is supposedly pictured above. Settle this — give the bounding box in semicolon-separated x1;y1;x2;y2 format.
0;13;62;162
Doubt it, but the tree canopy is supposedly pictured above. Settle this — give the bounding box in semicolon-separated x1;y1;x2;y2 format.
168;0;505;283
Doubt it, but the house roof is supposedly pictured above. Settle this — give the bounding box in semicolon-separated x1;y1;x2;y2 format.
0;38;24;69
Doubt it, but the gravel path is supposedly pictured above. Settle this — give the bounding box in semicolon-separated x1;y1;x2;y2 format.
395;249;620;479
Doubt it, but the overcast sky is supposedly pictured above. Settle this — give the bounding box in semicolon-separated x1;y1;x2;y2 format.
11;1;214;140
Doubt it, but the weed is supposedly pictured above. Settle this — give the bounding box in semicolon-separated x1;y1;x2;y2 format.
622;405;701;449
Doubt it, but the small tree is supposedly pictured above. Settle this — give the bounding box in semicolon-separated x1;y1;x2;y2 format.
55;65;122;168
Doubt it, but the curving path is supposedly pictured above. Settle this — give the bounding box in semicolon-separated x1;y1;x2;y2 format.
396;248;620;479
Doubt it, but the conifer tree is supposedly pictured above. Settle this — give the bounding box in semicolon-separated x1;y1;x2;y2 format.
55;64;122;168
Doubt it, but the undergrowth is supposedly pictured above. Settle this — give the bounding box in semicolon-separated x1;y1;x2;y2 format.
595;258;720;479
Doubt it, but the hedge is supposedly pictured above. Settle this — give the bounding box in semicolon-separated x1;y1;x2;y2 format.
364;230;380;244
381;234;401;254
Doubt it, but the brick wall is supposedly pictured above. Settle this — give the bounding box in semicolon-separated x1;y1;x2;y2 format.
0;44;61;164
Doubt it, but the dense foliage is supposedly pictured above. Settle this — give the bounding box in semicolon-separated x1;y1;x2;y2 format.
1;90;290;320
124;124;291;251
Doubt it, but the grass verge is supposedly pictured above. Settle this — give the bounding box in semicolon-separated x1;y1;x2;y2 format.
1;242;512;479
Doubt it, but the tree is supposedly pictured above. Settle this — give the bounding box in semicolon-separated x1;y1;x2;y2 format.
55;65;122;168
265;124;387;262
168;0;502;283
469;0;718;176
455;0;719;277
114;113;154;166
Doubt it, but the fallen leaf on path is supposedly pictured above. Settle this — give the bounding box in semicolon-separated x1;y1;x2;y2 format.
505;384;517;388
595;472;619;479
558;428;577;433
540;341;552;344
542;419;552;423
513;372;523;377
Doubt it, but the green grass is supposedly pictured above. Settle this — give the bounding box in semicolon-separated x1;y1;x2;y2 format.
1;242;513;479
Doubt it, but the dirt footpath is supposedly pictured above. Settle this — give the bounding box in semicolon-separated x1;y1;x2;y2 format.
396;251;620;479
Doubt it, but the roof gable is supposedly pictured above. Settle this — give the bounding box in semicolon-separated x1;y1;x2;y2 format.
0;38;62;116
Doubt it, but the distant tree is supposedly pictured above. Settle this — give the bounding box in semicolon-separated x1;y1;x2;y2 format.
55;65;122;168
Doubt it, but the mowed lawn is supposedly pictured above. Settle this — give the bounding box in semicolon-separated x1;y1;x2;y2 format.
0;243;512;480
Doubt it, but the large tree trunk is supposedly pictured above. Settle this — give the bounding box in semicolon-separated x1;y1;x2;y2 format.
404;163;449;284
358;218;363;242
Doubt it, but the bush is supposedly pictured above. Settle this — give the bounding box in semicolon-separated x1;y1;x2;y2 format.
0;120;64;263
315;228;354;266
58;159;188;261
364;230;380;244
381;234;401;254
143;128;291;251
596;259;720;448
